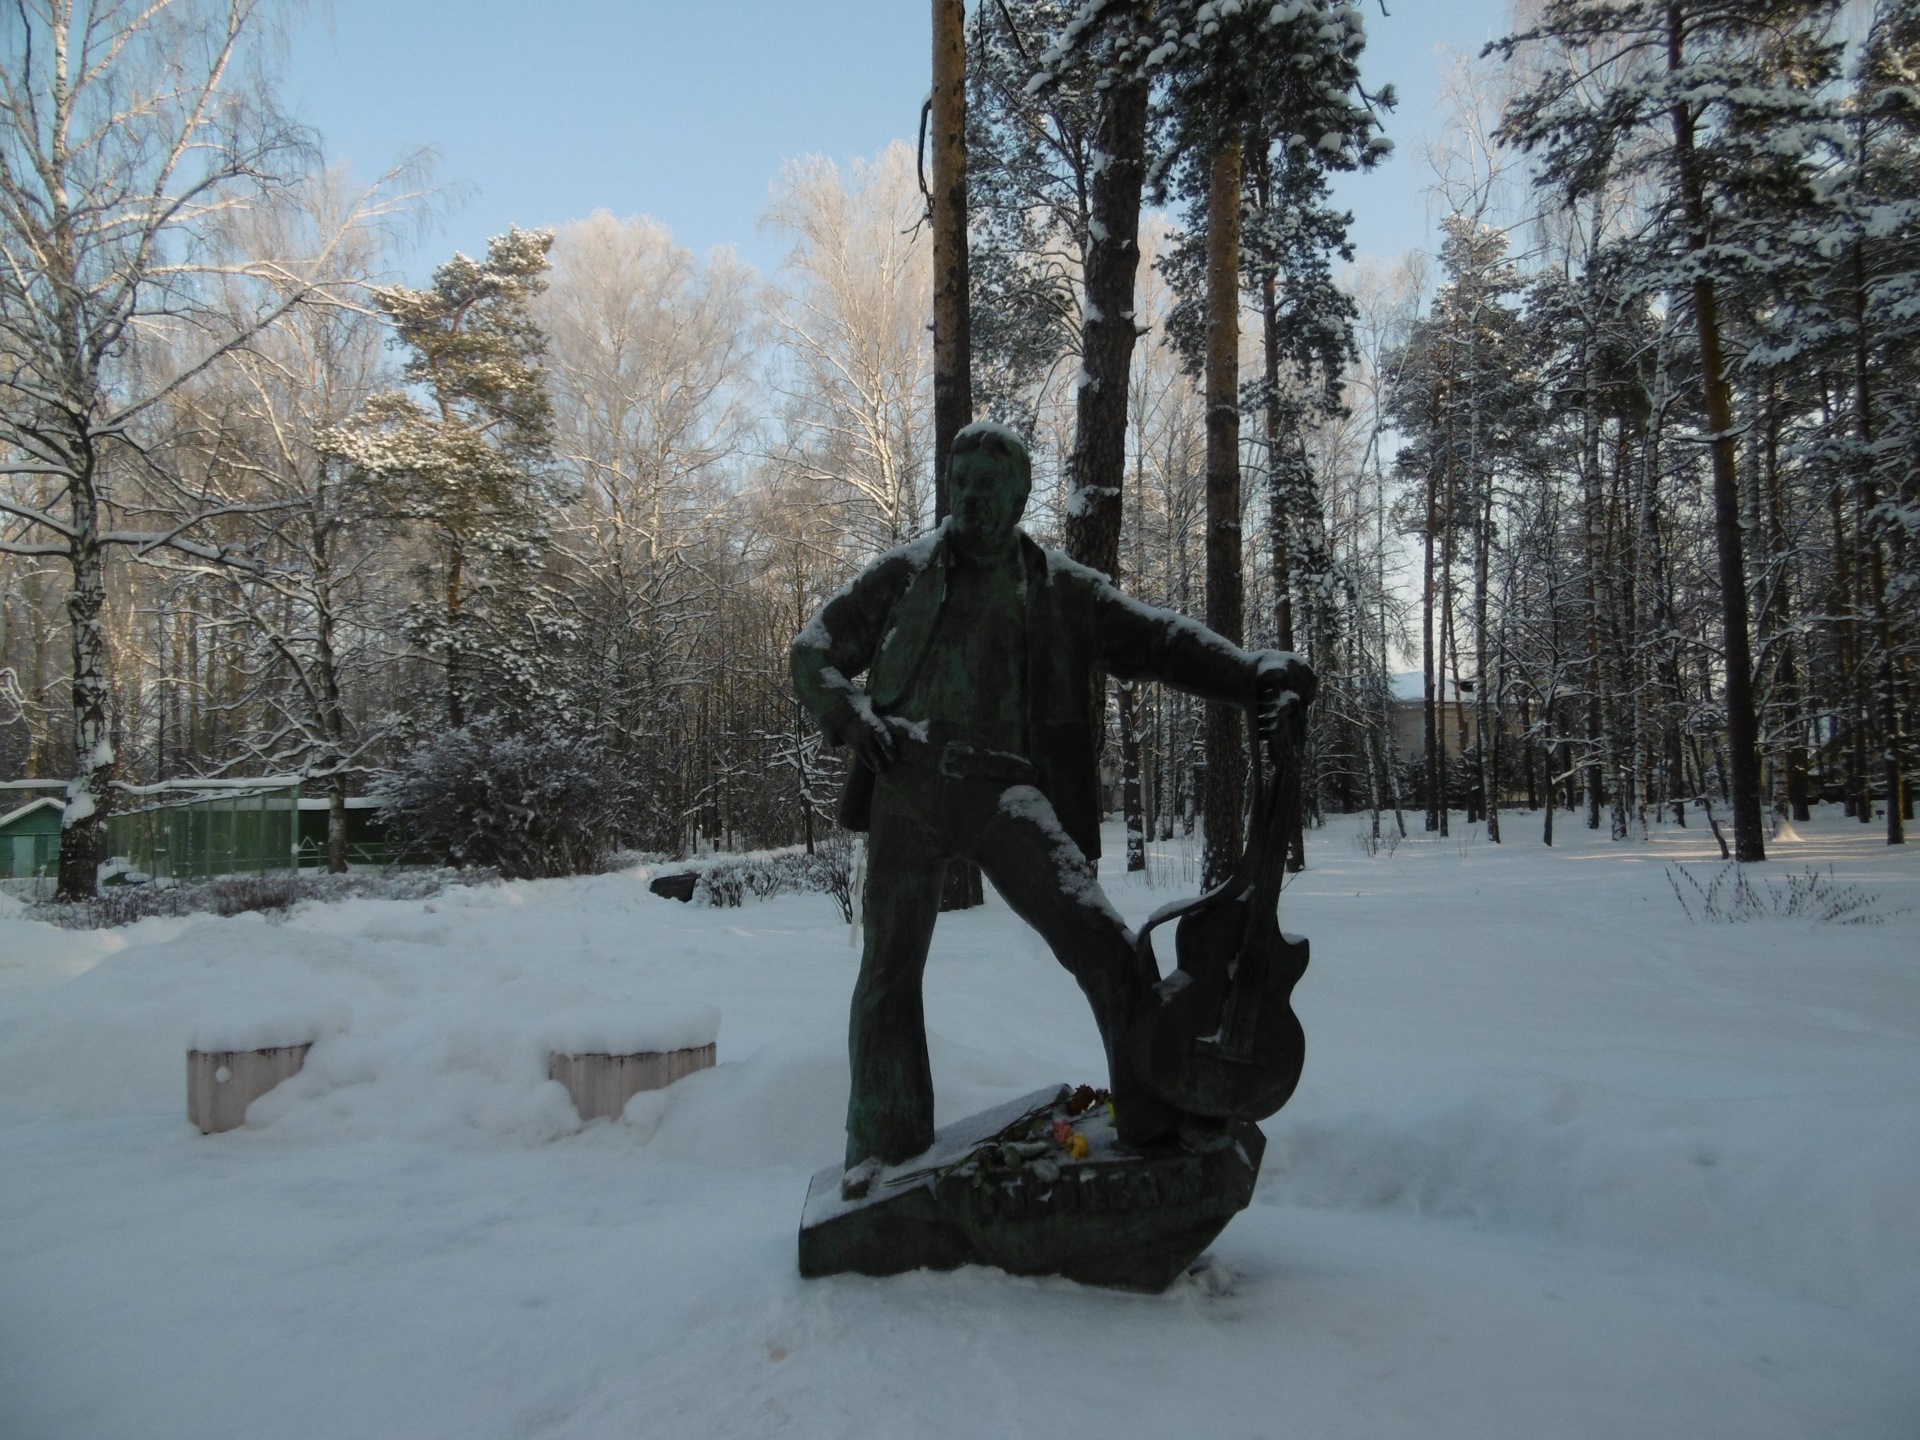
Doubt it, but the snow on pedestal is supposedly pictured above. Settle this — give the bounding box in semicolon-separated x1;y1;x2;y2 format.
540;1005;721;1121
186;1007;341;1134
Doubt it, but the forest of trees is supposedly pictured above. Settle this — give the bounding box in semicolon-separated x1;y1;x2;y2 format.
2;0;1914;897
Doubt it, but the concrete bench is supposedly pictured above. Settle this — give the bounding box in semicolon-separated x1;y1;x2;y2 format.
187;1043;312;1134
548;1044;716;1120
186;1007;341;1134
541;1005;722;1121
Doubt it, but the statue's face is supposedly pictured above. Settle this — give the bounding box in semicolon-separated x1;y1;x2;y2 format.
948;448;1029;550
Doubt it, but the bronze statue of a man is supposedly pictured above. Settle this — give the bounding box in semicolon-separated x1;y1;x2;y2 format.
791;422;1313;1191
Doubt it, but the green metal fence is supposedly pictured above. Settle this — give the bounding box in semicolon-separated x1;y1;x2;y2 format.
108;784;300;880
295;798;398;868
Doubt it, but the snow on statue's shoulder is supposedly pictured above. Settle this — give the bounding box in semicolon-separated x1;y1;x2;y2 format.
794;525;948;651
888;522;947;571
539;1004;720;1057
1042;546;1111;588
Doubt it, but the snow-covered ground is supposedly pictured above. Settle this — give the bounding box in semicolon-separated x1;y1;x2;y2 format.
1;807;1914;1439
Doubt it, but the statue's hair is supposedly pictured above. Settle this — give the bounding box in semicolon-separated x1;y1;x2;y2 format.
951;421;1031;484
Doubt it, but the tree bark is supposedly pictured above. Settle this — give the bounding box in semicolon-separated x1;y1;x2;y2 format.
932;0;983;908
55;441;114;902
1064;72;1149;582
1422;462;1439;833
1119;682;1146;873
1201;142;1245;889
1668;2;1764;861
1852;238;1905;844
931;0;973;525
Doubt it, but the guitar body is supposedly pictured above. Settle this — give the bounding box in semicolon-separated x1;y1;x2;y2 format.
1133;897;1309;1122
1131;713;1312;1124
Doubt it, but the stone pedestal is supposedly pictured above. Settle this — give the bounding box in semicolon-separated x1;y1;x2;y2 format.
548;1043;716;1120
187;1044;312;1134
799;1085;1264;1292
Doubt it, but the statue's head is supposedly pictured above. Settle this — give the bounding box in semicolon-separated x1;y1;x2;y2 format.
948;422;1031;553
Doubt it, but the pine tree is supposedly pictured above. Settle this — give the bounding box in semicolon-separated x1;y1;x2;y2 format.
1143;0;1386;883
327;228;562;731
1496;0;1851;862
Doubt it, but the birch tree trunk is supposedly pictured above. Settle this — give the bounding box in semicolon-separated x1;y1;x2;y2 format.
56;452;114;900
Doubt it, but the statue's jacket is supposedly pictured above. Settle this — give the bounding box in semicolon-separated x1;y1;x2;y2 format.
791;524;1268;861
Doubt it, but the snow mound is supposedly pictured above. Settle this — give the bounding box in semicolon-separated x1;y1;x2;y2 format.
538;1004;720;1056
190;1000;350;1053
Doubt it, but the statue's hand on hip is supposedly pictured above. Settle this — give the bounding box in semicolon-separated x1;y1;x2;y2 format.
838;701;899;774
1253;651;1316;733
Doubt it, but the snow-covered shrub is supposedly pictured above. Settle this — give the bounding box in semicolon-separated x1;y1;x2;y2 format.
814;834;856;923
693;836;856;921
374;719;634;880
30;867;496;929
1665;863;1899;926
1351;824;1402;858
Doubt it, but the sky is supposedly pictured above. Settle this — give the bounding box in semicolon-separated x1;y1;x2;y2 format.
283;1;1518;285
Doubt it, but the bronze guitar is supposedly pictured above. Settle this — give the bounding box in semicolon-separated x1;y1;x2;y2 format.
1130;708;1309;1123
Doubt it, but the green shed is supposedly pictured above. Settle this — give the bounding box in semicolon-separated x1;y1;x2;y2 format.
0;797;62;879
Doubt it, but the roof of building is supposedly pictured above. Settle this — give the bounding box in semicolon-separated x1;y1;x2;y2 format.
0;796;62;831
1389;672;1464;704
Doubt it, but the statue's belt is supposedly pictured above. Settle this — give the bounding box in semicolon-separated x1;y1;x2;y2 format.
937;742;1038;787
892;725;1038;787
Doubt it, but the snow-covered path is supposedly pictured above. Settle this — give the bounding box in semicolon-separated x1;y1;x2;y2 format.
2;810;1914;1439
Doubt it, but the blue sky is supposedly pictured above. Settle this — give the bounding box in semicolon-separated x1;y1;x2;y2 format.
282;1;1516;282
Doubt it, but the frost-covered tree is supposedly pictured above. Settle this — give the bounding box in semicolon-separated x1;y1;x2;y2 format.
0;0;407;897
160;178;413;872
1145;0;1386;881
1385;215;1530;842
1744;0;1920;844
537;211;757;843
326;227;562;731
765;145;932;557
1495;0;1852;861
965;0;1092;435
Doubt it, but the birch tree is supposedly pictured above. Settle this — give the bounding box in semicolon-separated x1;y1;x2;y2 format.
766;145;932;557
0;0;401;896
161;176;408;871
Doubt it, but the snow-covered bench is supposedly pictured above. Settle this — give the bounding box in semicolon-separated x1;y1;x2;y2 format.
541;1006;721;1121
186;1009;340;1134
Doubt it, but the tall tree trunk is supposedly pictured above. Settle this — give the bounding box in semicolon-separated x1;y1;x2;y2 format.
1759;384;1811;825
932;0;983;908
1581;309;1605;833
1201;140;1245;888
1439;419;1457;835
55;445;113;902
1119;682;1146;873
1668;3;1764;861
1256;150;1305;870
445;538;465;729
931;0;973;524
1065;72;1149;581
1422;463;1439;833
1473;410;1498;842
1852;238;1905;844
